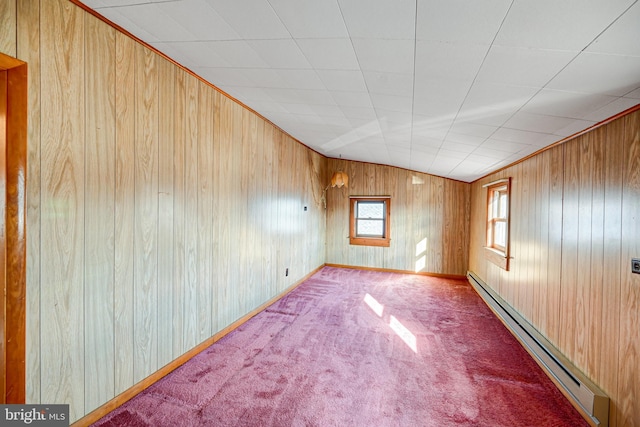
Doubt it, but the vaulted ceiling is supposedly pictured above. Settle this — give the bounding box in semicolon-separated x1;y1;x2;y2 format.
82;0;640;182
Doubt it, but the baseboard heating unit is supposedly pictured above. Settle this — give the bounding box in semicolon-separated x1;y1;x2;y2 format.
467;272;609;427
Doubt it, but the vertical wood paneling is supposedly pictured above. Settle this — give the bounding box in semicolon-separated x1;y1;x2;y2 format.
114;31;135;394
587;130;605;379
17;0;41;404
197;80;214;342
172;68;186;357
156;56;175;366
618;112;640;426
469;109;640;427
0;0;16;57
133;44;158;382
84;16;116;412
559;141;579;358
599;121;623;427
546;146;564;346
40;0;85;419
183;72;199;351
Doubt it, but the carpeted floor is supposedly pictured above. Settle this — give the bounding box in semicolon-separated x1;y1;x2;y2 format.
93;267;589;426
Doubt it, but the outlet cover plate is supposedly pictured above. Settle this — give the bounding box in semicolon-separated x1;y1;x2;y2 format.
632;258;640;274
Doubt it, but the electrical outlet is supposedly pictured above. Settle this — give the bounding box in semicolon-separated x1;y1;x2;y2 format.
632;258;640;274
286;268;289;277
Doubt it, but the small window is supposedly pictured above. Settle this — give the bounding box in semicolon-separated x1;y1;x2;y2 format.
485;179;510;270
349;197;390;247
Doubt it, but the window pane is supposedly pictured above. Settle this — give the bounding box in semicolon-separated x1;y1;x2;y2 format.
357;202;384;219
498;192;507;218
357;219;384;236
494;221;506;247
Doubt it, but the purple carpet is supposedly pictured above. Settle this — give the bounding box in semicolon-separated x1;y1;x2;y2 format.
93;267;588;426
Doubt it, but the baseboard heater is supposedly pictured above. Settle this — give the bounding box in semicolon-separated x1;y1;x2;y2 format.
467;272;609;427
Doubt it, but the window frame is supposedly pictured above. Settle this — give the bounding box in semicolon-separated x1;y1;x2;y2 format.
484;178;510;270
349;196;391;247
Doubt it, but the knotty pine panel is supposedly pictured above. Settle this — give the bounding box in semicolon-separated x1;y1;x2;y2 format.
40;0;86;419
17;0;41;405
325;159;469;275
84;16;116;412
468;108;640;427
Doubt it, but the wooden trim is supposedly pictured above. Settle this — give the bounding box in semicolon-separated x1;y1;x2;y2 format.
473;103;640;184
0;51;28;404
72;264;325;427
484;178;510;271
325;263;468;280
349;197;391;247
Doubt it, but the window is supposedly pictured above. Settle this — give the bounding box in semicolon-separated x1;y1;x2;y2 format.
349;197;390;247
485;179;510;270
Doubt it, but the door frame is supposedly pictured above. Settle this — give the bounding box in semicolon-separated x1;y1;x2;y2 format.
0;51;28;404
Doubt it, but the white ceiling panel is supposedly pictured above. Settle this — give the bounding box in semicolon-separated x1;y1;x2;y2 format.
85;0;640;182
296;39;360;70
547;53;640;97
338;0;416;40
268;0;348;39
476;46;577;88
494;0;635;51
416;0;511;44
206;0;289;40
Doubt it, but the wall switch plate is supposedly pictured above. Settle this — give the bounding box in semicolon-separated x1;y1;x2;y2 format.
632;258;640;274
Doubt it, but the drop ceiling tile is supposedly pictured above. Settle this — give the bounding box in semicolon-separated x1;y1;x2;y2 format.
547;52;640;96
415;41;488;81
339;0;416;39
476;46;577;88
411;135;445;149
239;68;288;88
494;0;635;50
438;140;477;154
412;79;472;117
332;92;373;108
582;97;640;122
370;94;413;113
268;0;348;38
274;70;326;90
207;0;289;39
317;70;367;92
158;0;239;40
247;40;312;69
478;138;528;154
363;71;414;97
470;146;511;160
296;39;360;70
522;89;618;119
448;122;497;139
552;119;597;138
340;106;378;121
197;41;268;68
491;127;558;146
310;104;346;118
624;87;640;99
445;132;486;147
586;2;640;57
154;42;229;69
435;149;469;161
503;112;577;135
351;39;415;74
411;145;439;156
416;0;511;44
457;83;538;123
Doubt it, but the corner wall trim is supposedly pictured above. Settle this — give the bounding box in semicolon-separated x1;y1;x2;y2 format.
467;271;609;427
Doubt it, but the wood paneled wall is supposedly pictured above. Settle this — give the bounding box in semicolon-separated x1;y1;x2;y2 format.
469;109;640;427
325;158;470;276
2;0;326;421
